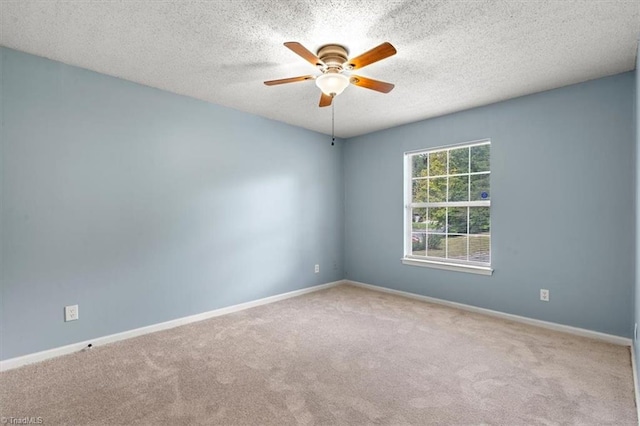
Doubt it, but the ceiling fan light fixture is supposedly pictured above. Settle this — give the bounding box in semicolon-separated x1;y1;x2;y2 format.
315;73;349;96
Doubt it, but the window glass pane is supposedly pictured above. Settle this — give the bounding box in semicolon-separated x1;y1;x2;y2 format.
447;207;467;234
470;173;490;201
427;234;445;258
448;175;469;202
412;179;428;202
469;235;490;263
470;144;490;173
412;233;426;255
412;153;428;178
428;177;446;202
405;141;490;267
469;207;490;234
411;208;426;232
429;151;447;176
428;208;446;232
447;235;468;260
449;147;469;175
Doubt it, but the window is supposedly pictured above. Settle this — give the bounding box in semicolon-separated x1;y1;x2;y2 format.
403;140;492;275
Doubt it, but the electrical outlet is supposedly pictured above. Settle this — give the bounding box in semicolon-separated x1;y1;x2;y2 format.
65;305;79;322
314;264;320;273
635;323;638;341
540;289;549;302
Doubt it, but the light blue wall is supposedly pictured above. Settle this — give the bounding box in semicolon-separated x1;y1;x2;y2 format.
345;72;635;337
0;48;344;360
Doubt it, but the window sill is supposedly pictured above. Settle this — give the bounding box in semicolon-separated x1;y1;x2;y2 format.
401;258;493;276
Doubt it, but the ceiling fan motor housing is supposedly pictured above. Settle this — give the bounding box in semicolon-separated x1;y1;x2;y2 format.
317;44;349;72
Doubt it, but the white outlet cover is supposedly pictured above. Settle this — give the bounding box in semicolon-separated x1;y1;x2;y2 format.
540;289;550;302
314;264;319;273
65;305;79;321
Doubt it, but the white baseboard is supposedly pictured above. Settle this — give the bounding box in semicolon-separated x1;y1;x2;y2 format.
632;345;640;424
0;280;344;372
2;279;631;372
346;280;632;346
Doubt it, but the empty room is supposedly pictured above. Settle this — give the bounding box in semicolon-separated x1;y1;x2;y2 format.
1;1;640;424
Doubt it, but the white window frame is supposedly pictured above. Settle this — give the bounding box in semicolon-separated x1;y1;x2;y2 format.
402;139;493;275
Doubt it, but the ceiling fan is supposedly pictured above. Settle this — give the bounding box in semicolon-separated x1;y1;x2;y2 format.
264;42;397;107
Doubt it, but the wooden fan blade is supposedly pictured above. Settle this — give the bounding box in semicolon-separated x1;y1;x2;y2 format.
264;75;315;86
350;75;395;93
347;42;397;70
284;42;324;67
319;92;333;107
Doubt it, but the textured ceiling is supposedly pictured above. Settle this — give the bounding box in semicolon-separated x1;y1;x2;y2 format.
1;0;639;138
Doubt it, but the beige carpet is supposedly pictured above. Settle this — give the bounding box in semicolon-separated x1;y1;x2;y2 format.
0;285;636;425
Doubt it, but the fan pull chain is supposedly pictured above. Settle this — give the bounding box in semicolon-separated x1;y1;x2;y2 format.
331;96;335;146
